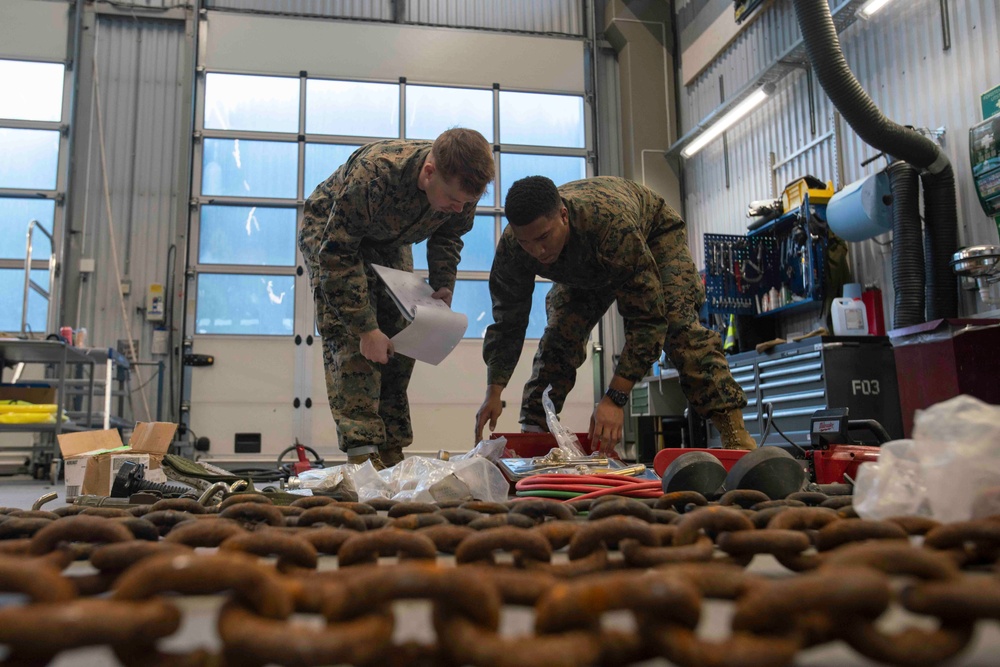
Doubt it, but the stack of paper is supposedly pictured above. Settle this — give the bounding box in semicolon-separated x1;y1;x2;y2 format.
372;264;469;365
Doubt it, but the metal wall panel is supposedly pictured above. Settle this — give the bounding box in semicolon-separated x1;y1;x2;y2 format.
202;0;582;34
405;0;584;35
205;0;392;20
76;16;186;385
680;0;805;133
681;0;1000;332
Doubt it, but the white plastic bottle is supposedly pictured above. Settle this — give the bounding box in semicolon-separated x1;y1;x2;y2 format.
831;297;869;336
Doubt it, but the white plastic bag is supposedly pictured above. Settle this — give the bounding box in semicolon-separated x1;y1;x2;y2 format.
853;440;930;519
854;395;1000;522
542;384;587;458
355;456;508;504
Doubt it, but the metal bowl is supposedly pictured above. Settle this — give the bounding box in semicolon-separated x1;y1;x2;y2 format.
951;245;1000;277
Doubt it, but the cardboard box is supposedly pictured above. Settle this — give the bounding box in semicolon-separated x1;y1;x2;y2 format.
0;384;57;405
57;422;177;500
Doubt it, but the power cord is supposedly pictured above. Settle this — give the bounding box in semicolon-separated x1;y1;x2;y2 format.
761;402;809;457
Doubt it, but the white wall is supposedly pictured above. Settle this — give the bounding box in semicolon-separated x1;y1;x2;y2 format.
202;11;586;92
0;0;68;61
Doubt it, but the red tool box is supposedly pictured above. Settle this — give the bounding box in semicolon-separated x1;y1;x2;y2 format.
491;432;606;458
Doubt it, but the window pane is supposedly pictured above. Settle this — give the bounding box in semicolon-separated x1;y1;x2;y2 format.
0;60;64;122
413;215;495;272
454;279;550;340
500;92;584;148
196;274;294;335
0;268;49;333
204;73;299;133
201;139;297;199
304;144;360;196
0;129;60;190
499;154;586;207
405;86;493;142
199;205;296;266
306;80;399;138
0;199;55;259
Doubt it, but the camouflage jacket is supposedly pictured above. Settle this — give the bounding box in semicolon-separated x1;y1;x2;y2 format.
299;140;476;334
484;176;684;387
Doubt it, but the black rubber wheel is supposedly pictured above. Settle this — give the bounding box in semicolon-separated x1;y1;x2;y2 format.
723;447;806;500
661;451;727;496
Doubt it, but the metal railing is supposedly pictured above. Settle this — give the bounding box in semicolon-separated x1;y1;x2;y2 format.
22;219;56;334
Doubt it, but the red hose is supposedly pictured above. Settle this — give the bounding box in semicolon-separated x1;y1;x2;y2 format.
515;474;662;502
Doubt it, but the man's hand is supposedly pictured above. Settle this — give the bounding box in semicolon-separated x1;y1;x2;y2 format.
475;385;504;443
589;397;624;455
431;287;454;307
360;329;394;364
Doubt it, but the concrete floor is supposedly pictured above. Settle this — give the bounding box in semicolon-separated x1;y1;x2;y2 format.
2;477;1000;666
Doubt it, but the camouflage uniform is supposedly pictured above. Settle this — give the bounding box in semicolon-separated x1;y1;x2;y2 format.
484;176;747;429
299;140;476;455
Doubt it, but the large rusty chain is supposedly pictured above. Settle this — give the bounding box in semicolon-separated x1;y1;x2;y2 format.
0;494;997;666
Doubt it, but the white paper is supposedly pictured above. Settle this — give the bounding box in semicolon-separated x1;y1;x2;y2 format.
371;264;445;321
371;264;468;365
391;304;468;365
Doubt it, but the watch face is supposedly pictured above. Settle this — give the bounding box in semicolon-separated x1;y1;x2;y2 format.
606;389;628;407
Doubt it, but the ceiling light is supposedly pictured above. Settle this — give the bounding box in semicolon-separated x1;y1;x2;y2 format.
681;85;773;158
858;0;895;19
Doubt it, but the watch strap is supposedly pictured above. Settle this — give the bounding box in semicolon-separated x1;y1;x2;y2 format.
605;387;629;407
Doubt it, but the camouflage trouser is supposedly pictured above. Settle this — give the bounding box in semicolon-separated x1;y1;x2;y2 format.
520;219;747;428
314;246;415;455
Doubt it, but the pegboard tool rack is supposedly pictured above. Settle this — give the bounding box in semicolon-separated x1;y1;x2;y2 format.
704;195;828;318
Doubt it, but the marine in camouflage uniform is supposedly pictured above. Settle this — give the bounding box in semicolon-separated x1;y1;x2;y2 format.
481;175;755;450
300;136;489;465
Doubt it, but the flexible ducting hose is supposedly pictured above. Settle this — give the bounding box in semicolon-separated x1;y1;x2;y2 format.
921;165;959;320
792;0;958;321
887;162;924;328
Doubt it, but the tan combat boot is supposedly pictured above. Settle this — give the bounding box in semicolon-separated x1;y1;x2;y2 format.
346;451;386;470
711;411;758;450
380;446;405;467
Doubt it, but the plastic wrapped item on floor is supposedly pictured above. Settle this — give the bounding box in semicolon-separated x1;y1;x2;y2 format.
296;464;360;501
353;456;509;504
451;435;508;463
542;384;587;458
853;440;930;519
854;395;1000;522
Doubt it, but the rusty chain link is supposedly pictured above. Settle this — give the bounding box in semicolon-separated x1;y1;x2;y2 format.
0;494;997;666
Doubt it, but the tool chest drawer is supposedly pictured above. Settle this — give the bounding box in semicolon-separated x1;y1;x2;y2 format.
708;336;903;450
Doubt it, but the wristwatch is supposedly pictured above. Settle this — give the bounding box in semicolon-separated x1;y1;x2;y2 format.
604;387;629;407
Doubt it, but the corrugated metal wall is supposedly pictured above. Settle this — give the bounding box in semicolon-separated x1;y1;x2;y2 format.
76;16;187;361
203;0;584;35
406;0;583;35
680;0;1000;332
205;0;393;21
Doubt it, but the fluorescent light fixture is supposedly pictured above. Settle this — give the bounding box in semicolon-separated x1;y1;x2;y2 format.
681;87;772;158
858;0;895;19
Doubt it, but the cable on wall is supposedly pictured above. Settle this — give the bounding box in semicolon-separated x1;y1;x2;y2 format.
91;39;153;422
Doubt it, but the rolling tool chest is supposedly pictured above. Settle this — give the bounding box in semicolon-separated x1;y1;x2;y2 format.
706;335;904;450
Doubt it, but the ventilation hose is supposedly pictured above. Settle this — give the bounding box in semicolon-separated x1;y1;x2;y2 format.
792;0;958;321
887;161;924;328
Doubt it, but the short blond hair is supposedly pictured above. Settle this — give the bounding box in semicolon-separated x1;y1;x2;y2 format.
431;128;495;196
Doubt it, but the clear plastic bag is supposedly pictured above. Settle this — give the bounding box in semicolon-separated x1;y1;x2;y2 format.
452;436;508;463
542;384;587;458
854;395;1000;522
